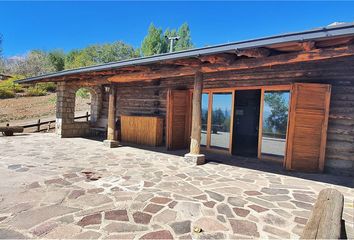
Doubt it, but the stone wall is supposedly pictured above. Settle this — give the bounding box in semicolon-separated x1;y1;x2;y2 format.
55;82;103;138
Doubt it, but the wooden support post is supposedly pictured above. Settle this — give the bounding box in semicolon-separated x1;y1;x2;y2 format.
184;71;205;165
37;119;41;132
86;111;89;121
301;188;344;239
104;85;120;148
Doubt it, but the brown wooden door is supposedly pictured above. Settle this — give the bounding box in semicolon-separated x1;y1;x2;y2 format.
285;83;331;172
166;90;191;150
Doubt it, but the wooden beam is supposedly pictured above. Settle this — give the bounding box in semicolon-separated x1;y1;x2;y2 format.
236;47;271;58
189;71;203;155
300;41;316;51
108;66;198;82
199;53;236;64
201;45;354;73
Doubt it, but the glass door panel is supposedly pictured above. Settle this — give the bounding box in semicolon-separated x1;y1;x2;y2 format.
261;91;290;156
201;93;209;146
210;93;232;149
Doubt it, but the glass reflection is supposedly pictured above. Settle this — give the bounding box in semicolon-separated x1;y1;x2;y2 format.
210;93;232;149
201;93;209;146
261;91;290;156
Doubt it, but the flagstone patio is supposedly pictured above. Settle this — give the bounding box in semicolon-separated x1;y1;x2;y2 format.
0;133;353;239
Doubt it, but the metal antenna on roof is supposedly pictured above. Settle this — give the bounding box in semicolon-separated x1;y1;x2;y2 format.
166;36;180;53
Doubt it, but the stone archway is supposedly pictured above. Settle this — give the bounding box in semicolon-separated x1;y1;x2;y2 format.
56;82;102;137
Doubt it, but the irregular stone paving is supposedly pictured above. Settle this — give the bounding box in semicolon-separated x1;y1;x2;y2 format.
0;133;353;239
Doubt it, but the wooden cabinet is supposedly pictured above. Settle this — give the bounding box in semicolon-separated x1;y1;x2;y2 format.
121;115;163;146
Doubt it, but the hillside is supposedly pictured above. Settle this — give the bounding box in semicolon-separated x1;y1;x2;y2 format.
0;93;90;125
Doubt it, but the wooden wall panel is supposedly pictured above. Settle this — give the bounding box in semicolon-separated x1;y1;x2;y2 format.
121;115;163;146
285;83;331;172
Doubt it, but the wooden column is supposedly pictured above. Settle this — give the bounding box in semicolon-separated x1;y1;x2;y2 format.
184;71;205;165
104;84;119;148
190;71;203;154
107;85;117;141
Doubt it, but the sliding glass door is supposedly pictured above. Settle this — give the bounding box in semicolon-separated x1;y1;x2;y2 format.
210;93;233;149
201;91;233;151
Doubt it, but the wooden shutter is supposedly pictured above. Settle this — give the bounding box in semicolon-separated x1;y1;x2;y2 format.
285;83;331;172
166;90;191;150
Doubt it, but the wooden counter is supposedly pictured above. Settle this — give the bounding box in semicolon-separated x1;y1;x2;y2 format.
121;115;163;146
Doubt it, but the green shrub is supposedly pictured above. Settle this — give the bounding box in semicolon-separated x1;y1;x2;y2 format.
76;88;90;99
37;82;56;92
0;88;15;99
26;86;47;96
0;75;25;94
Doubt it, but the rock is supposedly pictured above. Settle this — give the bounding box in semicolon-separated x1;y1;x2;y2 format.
247;197;275;208
156;181;203;196
9;205;79;229
133;212;152;224
31;222;58;236
195;232;226;240
68;190;85;199
193;217;228;232
44;178;70;186
143;204;164;214
45;224;81;238
27;182;41;189
263;225;290;238
217;215;226;223
150;197;172;204
168;201;177;209
216;203;234;217
248;204;269;213
140;230;173;239
203;201;216;208
193;194;207;201
261;188;289;195
292;193;316;203
104;222;148;233
105;210;129;221
77;213;101;227
87;188;104;194
228;197;247;207
244;191;262;196
153;209;177;223
259;195;291;202
233;208;250;217
175;202;201;218
74;231;102;239
229;219;259;237
294;217;307;225
205;190;225;202
63;173;78;178
170;220;191;235
0;229;26;239
262;213;287;227
290;201;313;210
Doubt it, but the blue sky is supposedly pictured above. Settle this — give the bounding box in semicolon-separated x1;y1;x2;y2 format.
1;1;353;57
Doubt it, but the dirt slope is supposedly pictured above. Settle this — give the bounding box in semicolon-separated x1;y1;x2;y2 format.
0;93;90;125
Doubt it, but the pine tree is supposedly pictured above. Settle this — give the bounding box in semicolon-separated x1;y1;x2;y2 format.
141;23;167;56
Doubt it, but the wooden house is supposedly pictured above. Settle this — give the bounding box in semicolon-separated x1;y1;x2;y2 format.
17;23;354;176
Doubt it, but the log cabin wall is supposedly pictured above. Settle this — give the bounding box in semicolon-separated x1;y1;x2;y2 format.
98;55;354;176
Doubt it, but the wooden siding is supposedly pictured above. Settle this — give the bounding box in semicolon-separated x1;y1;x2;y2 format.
97;55;354;175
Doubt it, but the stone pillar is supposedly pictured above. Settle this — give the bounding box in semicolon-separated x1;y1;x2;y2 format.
56;82;76;138
103;84;120;148
184;71;205;165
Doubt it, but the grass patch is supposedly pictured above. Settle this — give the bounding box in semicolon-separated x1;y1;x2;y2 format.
26;86;47;96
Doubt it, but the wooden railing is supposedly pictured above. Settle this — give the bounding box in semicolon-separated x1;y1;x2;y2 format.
5;112;90;133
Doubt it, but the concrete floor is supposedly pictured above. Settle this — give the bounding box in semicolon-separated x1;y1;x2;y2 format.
0;133;353;239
